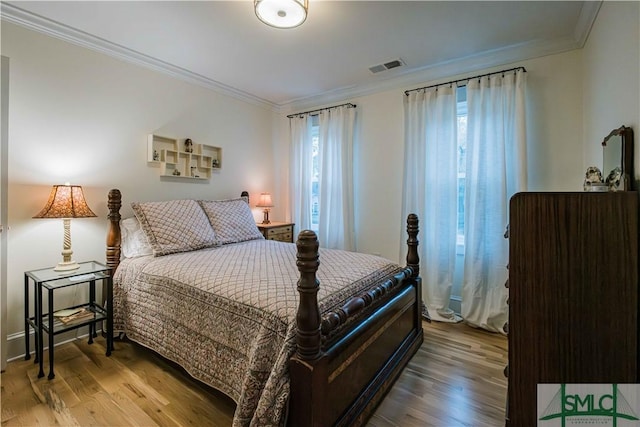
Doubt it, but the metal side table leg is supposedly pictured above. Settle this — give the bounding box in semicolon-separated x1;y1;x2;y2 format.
36;282;44;378
47;288;55;380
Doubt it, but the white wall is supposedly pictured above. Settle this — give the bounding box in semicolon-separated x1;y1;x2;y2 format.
582;1;640;178
2;22;275;360
276;49;586;264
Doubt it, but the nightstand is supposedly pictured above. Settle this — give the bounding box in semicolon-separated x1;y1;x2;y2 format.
257;222;295;243
24;261;113;379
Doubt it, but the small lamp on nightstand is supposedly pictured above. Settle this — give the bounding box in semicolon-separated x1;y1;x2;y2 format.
256;192;274;224
33;183;97;271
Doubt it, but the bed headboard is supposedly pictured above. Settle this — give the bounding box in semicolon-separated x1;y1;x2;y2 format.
106;189;252;273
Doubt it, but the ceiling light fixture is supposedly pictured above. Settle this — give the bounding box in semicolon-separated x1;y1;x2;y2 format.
255;0;308;29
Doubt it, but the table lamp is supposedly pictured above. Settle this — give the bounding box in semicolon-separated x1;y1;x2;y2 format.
256;192;274;224
33;184;97;271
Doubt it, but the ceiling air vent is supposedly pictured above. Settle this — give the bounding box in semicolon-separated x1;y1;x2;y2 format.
369;58;405;74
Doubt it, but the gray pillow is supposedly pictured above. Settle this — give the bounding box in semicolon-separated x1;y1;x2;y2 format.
199;198;264;245
132;199;217;256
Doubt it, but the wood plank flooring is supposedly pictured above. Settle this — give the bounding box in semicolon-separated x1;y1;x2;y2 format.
1;321;507;426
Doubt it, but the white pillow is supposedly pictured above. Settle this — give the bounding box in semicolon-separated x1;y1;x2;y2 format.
120;217;153;258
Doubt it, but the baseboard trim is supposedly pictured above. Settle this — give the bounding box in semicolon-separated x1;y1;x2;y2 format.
6;326;102;363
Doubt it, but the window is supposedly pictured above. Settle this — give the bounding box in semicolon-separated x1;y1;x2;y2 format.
456;87;467;247
310;123;319;232
452;88;467;301
291;106;355;250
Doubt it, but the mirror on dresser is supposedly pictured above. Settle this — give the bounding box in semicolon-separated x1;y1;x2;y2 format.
602;125;634;190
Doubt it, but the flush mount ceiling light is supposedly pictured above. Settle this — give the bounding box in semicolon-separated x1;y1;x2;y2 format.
255;0;308;29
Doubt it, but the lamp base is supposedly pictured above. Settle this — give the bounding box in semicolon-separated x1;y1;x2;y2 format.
262;208;271;224
54;261;80;272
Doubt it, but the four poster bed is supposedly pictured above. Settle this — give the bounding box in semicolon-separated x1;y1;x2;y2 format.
105;188;423;427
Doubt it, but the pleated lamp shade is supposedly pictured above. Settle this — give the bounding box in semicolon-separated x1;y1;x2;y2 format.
33;185;97;219
34;184;96;271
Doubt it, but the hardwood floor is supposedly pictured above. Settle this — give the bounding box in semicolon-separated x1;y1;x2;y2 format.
1;321;507;426
368;321;507;427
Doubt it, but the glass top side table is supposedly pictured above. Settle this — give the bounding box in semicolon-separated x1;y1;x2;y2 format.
24;260;113;380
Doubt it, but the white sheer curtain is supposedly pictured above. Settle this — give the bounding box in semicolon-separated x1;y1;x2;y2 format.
289;114;314;231
462;69;527;332
401;86;461;323
317;106;356;250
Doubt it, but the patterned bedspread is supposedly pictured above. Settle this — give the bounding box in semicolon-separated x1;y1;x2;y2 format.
113;239;401;427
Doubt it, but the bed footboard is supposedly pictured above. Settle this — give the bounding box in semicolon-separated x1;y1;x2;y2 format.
289;214;423;427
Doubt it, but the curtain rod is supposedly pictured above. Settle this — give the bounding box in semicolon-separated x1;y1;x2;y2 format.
287;102;356;119
404;66;527;96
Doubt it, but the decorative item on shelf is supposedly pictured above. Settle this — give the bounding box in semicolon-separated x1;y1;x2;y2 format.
212;159;219;168
33;183;97;271
254;0;308;29
172;169;181;176
605;166;622;191
153;149;159;161
184;138;193;153
256;192;274;224
583;166;608;192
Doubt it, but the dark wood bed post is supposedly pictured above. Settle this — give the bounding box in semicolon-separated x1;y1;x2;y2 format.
106;189;122;273
405;213;425;324
289;229;327;426
289;230;327;427
295;229;322;359
406;213;419;276
105;189;122;302
240;191;249;204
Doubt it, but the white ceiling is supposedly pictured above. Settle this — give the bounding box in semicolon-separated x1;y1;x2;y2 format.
2;1;599;110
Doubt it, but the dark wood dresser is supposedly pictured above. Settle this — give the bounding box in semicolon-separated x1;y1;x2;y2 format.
507;192;639;426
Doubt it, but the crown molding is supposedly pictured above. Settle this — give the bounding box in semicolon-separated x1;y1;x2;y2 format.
278;1;601;113
279;35;582;113
3;1;600;114
0;2;276;110
574;1;602;47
